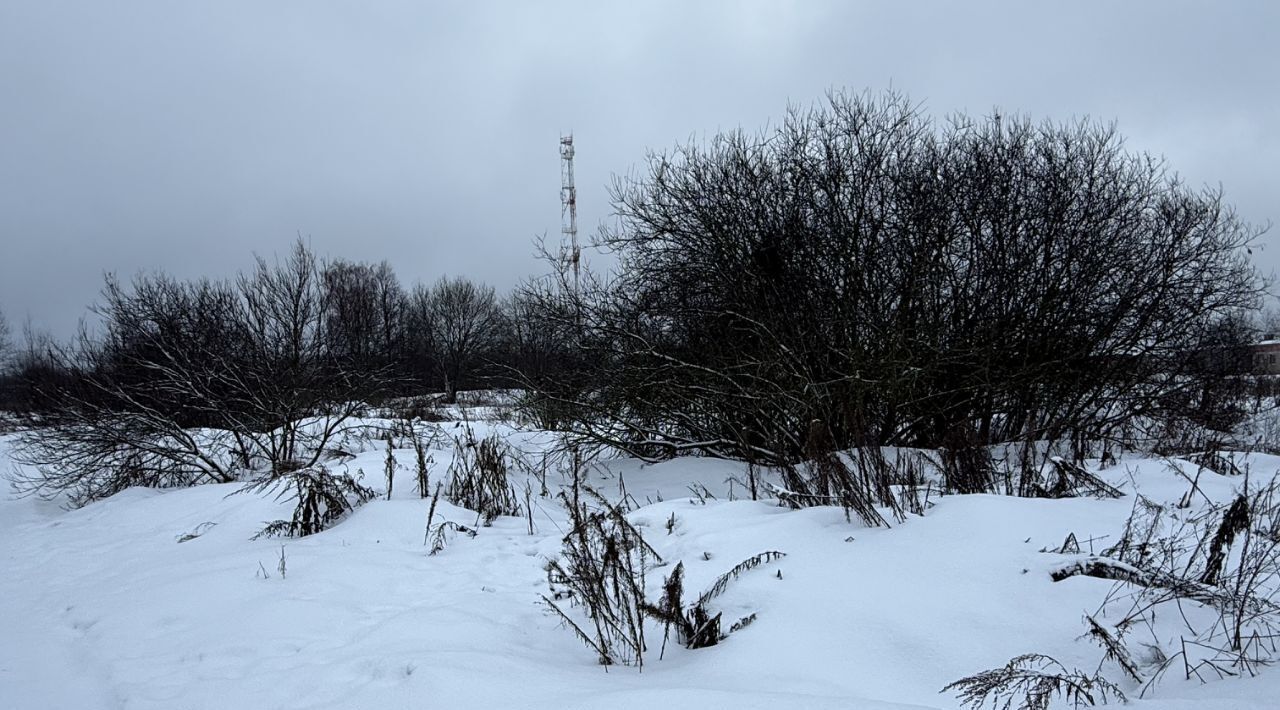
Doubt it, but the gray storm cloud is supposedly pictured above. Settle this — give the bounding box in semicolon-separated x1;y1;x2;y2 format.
1;0;1276;337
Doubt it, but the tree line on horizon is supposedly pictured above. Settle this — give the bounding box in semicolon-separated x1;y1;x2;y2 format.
0;242;554;414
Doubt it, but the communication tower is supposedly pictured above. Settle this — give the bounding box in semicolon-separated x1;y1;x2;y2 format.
560;134;579;292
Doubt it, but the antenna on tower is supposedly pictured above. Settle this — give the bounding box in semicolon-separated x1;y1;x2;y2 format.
560;134;579;294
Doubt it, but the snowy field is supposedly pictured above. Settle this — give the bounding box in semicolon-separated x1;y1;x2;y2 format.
4;409;1280;709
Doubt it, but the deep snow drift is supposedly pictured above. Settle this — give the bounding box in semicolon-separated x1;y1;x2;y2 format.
4;411;1280;709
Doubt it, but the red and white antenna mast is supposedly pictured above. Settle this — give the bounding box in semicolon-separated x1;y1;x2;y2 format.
560;134;579;293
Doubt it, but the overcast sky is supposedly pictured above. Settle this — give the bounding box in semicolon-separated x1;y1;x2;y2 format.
1;0;1277;338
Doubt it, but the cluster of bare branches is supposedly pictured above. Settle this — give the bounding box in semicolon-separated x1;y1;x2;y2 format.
767;420;932;525
977;440;1126;500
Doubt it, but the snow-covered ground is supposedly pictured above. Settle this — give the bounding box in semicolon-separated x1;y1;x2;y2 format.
4;412;1280;709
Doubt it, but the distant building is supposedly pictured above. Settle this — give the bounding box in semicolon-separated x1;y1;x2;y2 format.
1253;338;1280;374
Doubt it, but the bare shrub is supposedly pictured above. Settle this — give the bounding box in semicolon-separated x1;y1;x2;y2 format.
1034;457;1125;500
767;423;939;525
543;456;788;667
542;485;659;667
956;472;1280;703
383;395;447;423
941;424;996;494
428;519;477;556
12;242;390;507
445;432;522;524
244;466;374;538
10;417;239;507
523;89;1264;464
642;563;709;652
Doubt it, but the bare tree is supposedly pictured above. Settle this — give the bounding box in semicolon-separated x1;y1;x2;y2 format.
321;259;407;378
239;240;326;372
3;318;63;415
0;305;10;368
404;282;438;392
231;240;392;471
498;288;582;417
425;276;503;403
0;306;14;414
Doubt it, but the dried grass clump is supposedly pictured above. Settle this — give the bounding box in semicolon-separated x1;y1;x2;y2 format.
446;432;522;524
944;654;1124;710
245;466;374;539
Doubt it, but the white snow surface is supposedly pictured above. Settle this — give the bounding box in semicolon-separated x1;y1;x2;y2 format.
4;414;1280;709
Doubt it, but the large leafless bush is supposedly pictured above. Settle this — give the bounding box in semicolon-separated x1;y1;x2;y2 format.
521;90;1265;465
